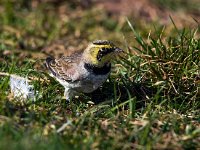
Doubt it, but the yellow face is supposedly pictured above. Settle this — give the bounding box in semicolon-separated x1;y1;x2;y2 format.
84;41;122;67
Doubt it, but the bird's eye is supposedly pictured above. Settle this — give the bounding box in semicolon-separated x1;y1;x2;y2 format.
97;47;114;61
101;47;105;51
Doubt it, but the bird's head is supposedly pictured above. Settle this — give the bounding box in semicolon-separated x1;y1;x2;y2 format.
83;40;123;67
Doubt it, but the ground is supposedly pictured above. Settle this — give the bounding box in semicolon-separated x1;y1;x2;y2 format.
0;0;200;149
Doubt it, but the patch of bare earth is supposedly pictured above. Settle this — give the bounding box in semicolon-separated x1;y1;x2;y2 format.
95;0;200;28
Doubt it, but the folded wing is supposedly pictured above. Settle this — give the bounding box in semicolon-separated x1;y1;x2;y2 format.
45;55;81;82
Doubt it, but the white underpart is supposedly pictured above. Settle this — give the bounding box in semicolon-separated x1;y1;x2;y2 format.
52;62;110;100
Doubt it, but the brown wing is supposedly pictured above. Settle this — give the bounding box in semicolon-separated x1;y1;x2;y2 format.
45;54;82;82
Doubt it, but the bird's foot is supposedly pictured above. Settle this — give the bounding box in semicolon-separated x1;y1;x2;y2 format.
64;88;74;103
65;96;71;102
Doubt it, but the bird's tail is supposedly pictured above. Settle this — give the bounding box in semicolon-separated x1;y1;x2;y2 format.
45;57;57;76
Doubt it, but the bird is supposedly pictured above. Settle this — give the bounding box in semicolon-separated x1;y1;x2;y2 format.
45;40;123;101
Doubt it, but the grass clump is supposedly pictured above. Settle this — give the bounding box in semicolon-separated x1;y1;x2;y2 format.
120;21;200;111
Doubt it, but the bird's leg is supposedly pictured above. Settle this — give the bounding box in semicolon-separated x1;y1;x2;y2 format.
64;88;73;102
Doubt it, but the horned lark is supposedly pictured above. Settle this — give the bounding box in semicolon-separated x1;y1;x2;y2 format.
45;40;123;101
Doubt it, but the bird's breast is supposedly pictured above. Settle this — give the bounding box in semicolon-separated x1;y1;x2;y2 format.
72;73;110;93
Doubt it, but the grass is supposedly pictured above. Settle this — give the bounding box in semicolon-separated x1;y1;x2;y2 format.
0;0;200;149
151;0;200;12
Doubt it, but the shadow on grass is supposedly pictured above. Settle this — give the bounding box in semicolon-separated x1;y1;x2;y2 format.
85;78;155;109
